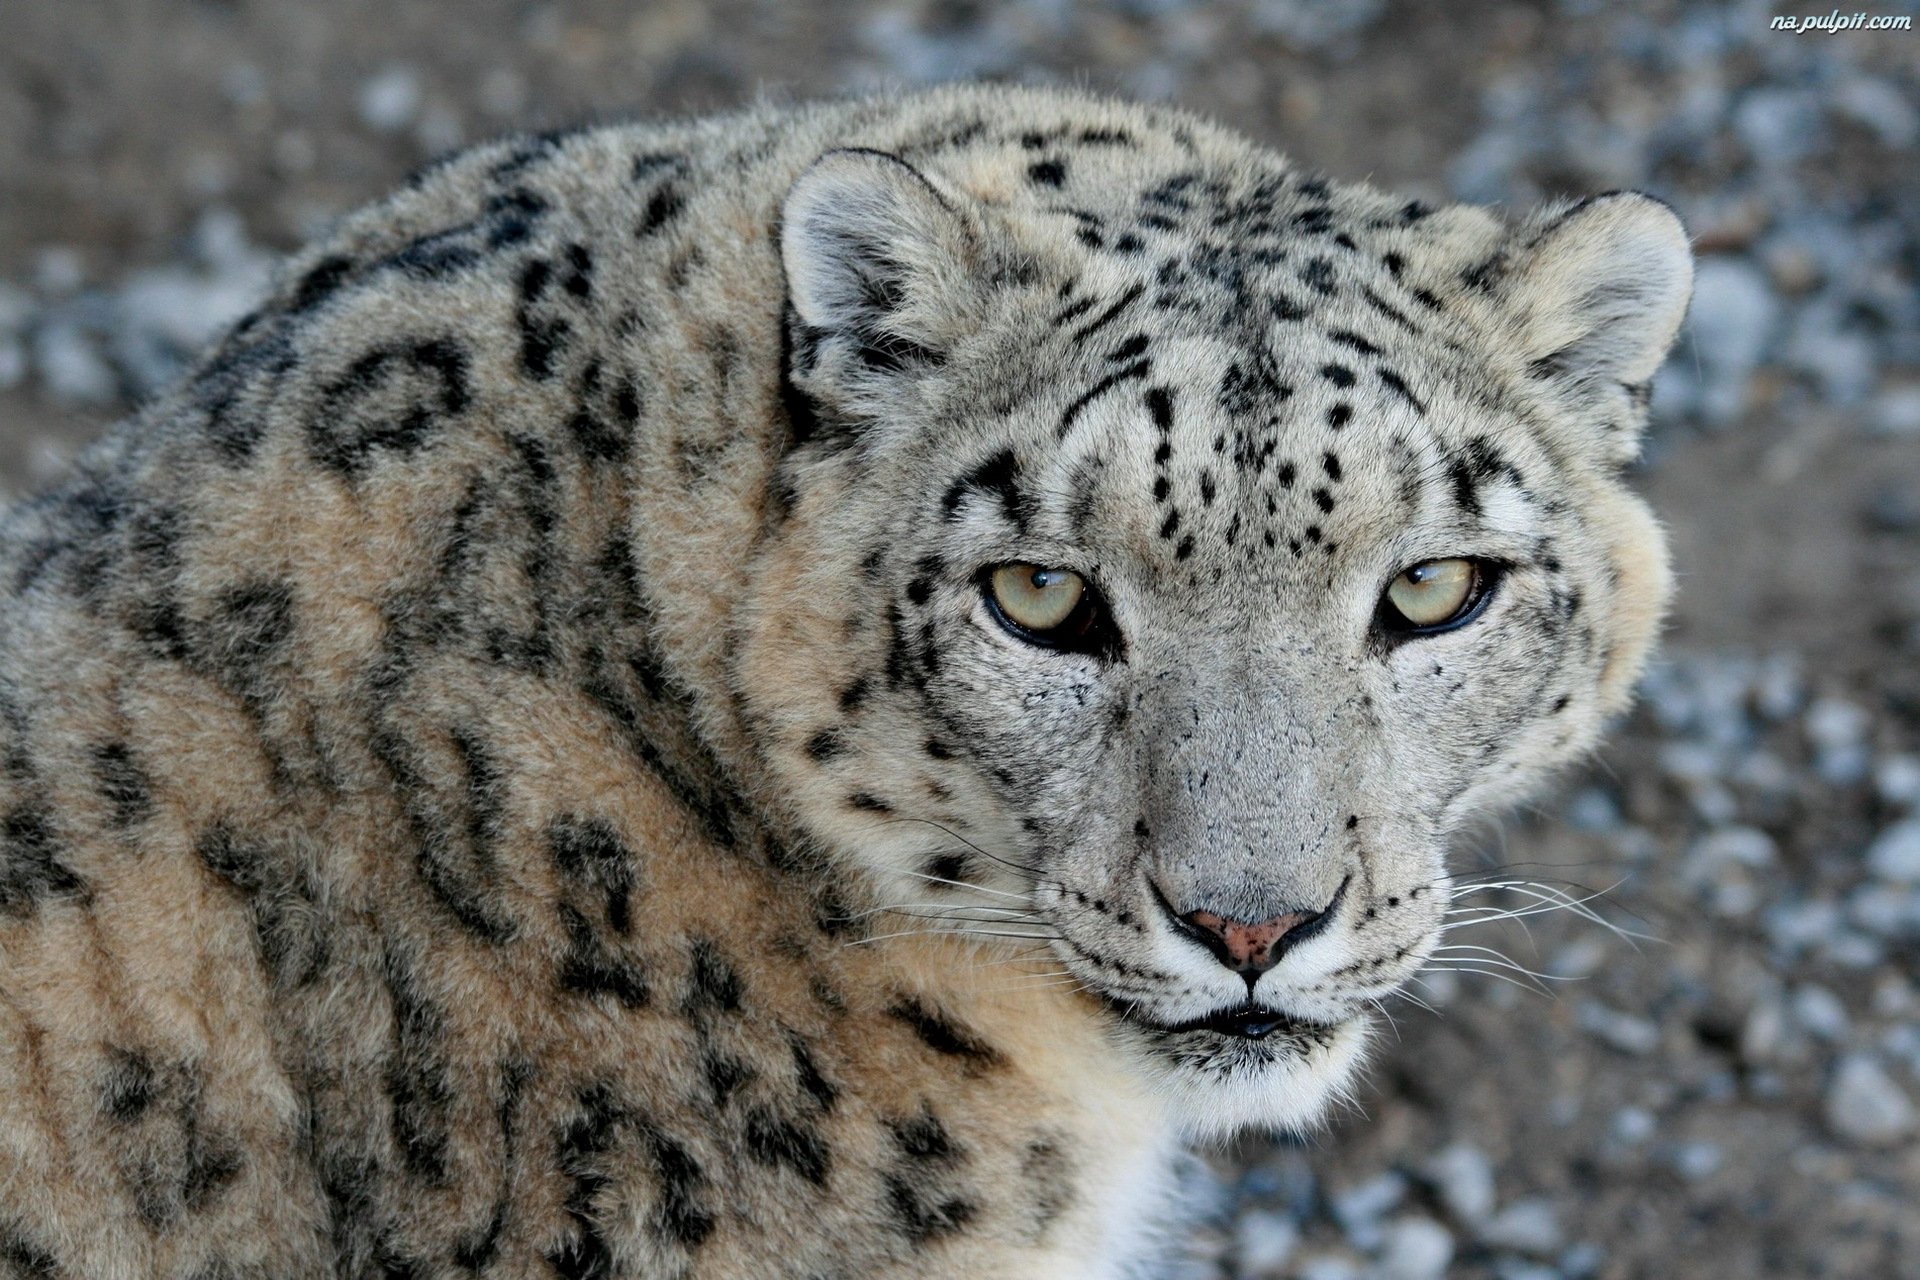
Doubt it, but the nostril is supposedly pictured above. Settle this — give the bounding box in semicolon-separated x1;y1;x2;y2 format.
1161;876;1350;977
1178;907;1317;975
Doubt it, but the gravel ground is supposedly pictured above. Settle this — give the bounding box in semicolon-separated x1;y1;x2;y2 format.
3;2;1918;1276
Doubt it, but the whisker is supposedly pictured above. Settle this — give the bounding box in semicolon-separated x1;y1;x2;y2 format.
875;817;1041;878
893;867;1033;901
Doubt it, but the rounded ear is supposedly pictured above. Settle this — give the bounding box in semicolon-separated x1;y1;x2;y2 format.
779;148;982;424
1502;193;1693;460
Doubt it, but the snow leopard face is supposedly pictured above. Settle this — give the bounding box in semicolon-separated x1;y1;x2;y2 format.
742;145;1687;1137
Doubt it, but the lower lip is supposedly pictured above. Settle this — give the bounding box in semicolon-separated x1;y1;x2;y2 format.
1103;995;1315;1041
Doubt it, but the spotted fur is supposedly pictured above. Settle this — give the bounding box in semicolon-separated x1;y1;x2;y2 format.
0;85;1688;1277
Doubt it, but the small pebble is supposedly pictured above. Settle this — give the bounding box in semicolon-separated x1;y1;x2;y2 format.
1373;1217;1454;1280
1867;820;1920;883
1790;984;1851;1042
358;65;424;133
1824;1055;1917;1147
1233;1210;1298;1276
1420;1143;1496;1225
1579;1002;1660;1056
1479;1198;1563;1256
1671;1141;1723;1181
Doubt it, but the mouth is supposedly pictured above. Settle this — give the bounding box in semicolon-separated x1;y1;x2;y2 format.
1099;995;1329;1042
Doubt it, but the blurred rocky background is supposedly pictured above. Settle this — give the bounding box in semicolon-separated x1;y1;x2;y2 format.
3;1;1917;1276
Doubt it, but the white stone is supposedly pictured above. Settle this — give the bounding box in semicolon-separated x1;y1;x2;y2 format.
1579;1002;1660;1055
1233;1210;1299;1276
1739;996;1791;1065
1832;75;1920;147
1420;1142;1496;1225
1609;1106;1656;1145
1682;257;1777;423
1824;1055;1916;1146
1372;1216;1454;1280
1870;385;1920;436
1672;1141;1723;1181
1867;820;1920;883
32;322;115;405
1875;755;1920;809
1805;697;1871;752
1790;984;1851;1042
1330;1171;1407;1251
358;65;424;133
1478;1197;1563;1255
1690;826;1777;869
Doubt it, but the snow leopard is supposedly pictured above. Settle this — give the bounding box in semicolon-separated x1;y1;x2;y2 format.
0;83;1690;1278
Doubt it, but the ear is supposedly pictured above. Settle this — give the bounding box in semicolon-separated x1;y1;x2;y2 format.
779;148;982;429
1503;193;1693;462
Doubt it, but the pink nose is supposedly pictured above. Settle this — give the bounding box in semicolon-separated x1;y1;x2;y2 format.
1176;907;1323;975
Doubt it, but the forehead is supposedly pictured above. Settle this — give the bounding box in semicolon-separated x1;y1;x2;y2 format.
980;305;1551;587
926;160;1558;585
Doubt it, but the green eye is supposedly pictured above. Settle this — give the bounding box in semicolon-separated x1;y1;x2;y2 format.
990;564;1087;633
1381;558;1489;632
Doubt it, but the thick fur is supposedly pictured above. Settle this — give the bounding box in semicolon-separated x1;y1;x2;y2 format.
0;85;1688;1278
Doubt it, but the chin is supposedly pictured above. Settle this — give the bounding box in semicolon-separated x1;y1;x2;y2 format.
1120;1011;1375;1144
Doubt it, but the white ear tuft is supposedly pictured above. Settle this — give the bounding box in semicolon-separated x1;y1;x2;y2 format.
1507;192;1693;393
780;148;979;409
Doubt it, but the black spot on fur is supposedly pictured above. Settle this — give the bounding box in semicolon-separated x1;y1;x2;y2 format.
744;1106;831;1186
309;338;473;474
1022;1137;1076;1233
92;742;153;828
639;1121;718;1250
701;1046;755;1109
557;903;651;1009
889;1106;961;1164
684;937;744;1015
290;254;355;311
924;852;971;884
1218;357;1290;418
1320;363;1356;388
1058;361;1150;438
1069;282;1145;346
194;823;329;988
101;1048;157;1123
381;944;456;1185
789;1037;840;1115
888;997;1001;1067
839;678;872;712
568;407;628;464
805;728;846;762
0;1222;61;1278
885;1175;976;1246
639;184;687;236
1145;386;1174;433
1378;367;1427;414
1027;158;1066;187
942;448;1026;529
1299;258;1337;295
549;816;639;935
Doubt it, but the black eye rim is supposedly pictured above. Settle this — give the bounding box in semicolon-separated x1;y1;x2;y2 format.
1374;557;1505;639
979;563;1123;659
